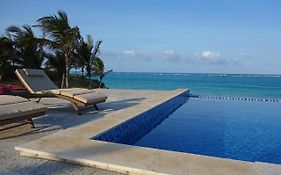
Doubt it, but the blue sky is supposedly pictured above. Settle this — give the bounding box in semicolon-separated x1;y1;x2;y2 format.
1;0;281;74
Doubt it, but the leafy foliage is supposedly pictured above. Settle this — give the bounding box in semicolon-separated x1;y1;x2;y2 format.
6;25;45;68
0;36;16;81
0;10;111;88
36;10;81;88
93;57;112;88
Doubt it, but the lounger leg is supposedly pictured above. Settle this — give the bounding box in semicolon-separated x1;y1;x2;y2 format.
93;104;99;110
71;102;82;115
76;110;82;115
27;119;35;128
36;97;41;103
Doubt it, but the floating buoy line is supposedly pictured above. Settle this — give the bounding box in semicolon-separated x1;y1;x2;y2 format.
188;94;280;102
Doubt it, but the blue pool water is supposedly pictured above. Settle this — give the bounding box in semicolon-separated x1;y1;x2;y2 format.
133;98;281;164
103;72;281;99
95;72;281;163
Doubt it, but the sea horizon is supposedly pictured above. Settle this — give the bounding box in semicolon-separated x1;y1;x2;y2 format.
103;72;281;100
109;71;281;77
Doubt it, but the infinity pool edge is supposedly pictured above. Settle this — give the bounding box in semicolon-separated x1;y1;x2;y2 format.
15;89;281;175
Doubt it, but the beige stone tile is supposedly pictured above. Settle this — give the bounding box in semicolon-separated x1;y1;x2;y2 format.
188;155;258;175
107;163;146;175
16;133;81;153
255;162;281;175
60;141;154;174
61;155;109;170
19;150;38;157
105;107;147;122
64;140;190;174
149;149;193;175
67;117;123;138
98;143;156;173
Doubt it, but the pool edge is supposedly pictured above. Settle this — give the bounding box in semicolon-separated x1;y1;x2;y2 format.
15;88;280;175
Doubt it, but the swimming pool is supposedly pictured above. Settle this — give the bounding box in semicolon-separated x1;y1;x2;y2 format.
95;98;281;164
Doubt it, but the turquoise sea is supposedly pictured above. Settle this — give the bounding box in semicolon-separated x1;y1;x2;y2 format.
103;72;281;100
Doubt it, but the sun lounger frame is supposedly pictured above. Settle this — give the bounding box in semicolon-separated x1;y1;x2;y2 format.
35;94;103;114
0;111;46;129
15;69;107;115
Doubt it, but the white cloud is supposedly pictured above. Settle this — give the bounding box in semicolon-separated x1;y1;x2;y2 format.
160;50;195;63
102;49;249;65
102;49;153;61
162;50;175;55
228;52;251;65
161;50;180;62
200;50;221;60
122;49;136;57
237;52;250;59
194;50;228;64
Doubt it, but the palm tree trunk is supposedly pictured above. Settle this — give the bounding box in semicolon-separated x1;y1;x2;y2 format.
0;70;3;82
61;73;66;88
87;65;91;89
0;61;4;82
81;67;84;77
99;76;103;88
65;72;69;88
65;53;70;88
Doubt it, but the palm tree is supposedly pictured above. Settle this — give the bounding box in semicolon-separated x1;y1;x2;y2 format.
5;25;45;69
45;51;66;86
36;10;80;88
93;57;112;88
90;40;102;78
76;35;93;78
0;36;15;81
75;35;103;87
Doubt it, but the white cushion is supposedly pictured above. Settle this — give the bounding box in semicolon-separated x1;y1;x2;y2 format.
0;101;46;121
60;88;95;97
40;88;107;104
0;95;29;106
74;93;107;104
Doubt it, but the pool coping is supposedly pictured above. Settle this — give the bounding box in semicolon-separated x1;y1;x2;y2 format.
15;89;281;175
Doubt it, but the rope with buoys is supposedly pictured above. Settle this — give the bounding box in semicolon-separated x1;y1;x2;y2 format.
188;94;280;102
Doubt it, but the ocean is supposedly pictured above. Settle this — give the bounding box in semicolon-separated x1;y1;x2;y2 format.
103;72;281;100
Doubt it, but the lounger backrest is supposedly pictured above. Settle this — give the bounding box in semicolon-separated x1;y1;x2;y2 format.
15;69;58;94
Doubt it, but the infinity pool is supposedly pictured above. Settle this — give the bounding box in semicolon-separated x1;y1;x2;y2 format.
133;98;281;164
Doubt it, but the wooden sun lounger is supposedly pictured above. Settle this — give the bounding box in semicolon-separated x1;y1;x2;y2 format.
15;69;108;114
0;95;46;129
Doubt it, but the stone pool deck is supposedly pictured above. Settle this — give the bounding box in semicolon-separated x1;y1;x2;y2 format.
1;89;281;175
0;89;166;175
